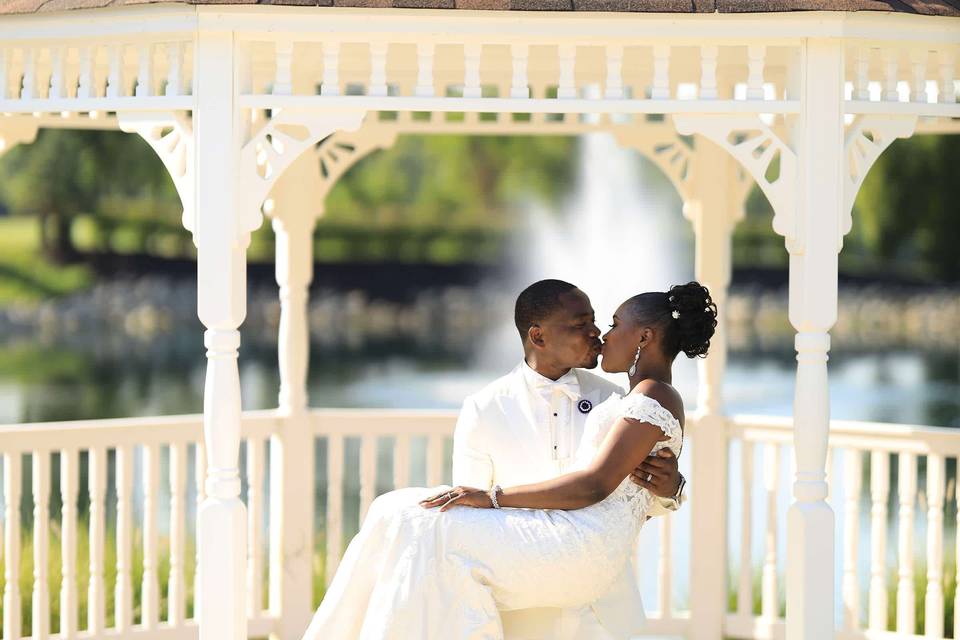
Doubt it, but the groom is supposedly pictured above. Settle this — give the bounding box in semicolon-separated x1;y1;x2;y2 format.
452;279;684;640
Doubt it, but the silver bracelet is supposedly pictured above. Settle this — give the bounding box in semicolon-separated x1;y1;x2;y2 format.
489;484;502;509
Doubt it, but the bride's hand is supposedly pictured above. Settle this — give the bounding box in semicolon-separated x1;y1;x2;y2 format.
419;486;493;512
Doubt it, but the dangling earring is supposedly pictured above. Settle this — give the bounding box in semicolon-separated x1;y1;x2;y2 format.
628;345;642;377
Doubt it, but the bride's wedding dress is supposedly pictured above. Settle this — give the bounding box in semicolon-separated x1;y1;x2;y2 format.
301;392;682;640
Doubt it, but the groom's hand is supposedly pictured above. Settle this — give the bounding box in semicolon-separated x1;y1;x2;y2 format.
630;449;680;498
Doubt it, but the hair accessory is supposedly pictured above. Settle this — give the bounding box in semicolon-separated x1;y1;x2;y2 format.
671;310;680;319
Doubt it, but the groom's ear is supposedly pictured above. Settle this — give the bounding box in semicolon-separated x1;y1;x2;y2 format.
528;324;546;348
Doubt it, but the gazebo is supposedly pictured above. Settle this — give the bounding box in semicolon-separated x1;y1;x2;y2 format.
0;1;958;639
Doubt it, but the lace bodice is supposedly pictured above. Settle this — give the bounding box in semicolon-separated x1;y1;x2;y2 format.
571;392;683;520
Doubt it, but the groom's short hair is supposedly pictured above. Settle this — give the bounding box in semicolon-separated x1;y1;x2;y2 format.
514;279;578;341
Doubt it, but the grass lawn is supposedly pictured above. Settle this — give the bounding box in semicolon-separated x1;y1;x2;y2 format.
0;216;92;306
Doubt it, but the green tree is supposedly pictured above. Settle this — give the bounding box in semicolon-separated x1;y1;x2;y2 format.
0;129;176;263
855;134;960;282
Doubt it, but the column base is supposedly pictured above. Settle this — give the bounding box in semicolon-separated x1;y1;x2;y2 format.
786;499;835;640
199;496;248;640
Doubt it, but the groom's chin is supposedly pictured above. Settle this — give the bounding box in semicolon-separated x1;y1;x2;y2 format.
581;354;600;370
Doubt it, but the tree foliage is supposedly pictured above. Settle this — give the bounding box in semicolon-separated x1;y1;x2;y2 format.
0;129;176;262
855;135;960;282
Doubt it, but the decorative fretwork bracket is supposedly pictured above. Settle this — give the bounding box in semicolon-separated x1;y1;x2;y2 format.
841;115;916;231
613;123;698;204
0;119;39;156
673;114;798;245
674;113;916;251
615;122;754;227
314;125;399;204
118;111;195;238
241;109;366;234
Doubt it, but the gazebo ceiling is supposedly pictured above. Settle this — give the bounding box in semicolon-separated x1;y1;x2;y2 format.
2;0;958;16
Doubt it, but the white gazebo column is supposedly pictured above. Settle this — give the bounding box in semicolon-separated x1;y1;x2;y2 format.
267;151;321;638
684;140;742;640
193;28;249;640
784;38;844;640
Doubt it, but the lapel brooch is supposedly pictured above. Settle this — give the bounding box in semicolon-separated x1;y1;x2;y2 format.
577;399;593;414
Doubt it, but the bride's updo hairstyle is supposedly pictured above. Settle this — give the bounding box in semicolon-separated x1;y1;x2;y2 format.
625;282;718;359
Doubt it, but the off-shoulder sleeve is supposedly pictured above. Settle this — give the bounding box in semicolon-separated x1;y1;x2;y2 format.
619;393;683;457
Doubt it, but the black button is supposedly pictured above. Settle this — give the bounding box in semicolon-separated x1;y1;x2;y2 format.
553;412;558;417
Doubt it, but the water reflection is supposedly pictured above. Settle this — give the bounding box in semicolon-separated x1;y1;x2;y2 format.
2;329;957;428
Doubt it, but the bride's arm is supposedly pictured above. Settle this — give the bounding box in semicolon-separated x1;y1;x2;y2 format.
421;407;671;512
496;415;668;510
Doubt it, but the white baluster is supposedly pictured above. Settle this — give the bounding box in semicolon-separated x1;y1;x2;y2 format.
896;453;916;633
939;49;956;103
393;434;410;490
463;44;482;99
21;48;36;100
87;447;106;634
0;48;9;100
369;41;388;97
48;47;65;100
106;44;122;98
168;442;187;626
135;44;153;97
193;440;206;619
166;42;183;97
738;441;754;618
274;41;293;96
510;44;529;99
747;45;766;100
883;49;900;102
326;434;344;587
321;42;340;97
60;448;79;638
869;450;889;631
652;45;670;99
762;443;779;620
925;454;945;638
954;462;960;640
77;47;93;99
854;47;871;101
604;45;624;99
557;45;576;99
700;45;718;99
427;434;444;487
31;451;50;639
658;514;672;618
142;444;160;628
416;42;435;98
3;452;21;640
360;435;377;525
910;49;928;103
842;449;862;631
246;438;264;616
115;444;134;631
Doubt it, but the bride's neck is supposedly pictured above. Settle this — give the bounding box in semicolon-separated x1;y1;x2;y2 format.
628;361;672;389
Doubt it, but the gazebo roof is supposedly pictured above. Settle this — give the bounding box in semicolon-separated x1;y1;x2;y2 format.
3;0;958;16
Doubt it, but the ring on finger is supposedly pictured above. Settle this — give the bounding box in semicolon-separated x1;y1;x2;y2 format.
646;473;652;482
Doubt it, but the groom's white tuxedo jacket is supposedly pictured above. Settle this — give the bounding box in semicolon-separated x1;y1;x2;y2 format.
452;362;673;640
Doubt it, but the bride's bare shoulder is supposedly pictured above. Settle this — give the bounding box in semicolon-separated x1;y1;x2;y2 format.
628;379;684;426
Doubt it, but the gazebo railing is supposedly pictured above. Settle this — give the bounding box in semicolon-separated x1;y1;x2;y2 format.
1;410;959;639
726;415;960;640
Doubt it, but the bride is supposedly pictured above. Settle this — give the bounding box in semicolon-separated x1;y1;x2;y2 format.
302;281;718;640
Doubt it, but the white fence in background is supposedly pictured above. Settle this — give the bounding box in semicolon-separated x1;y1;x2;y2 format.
0;410;958;639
